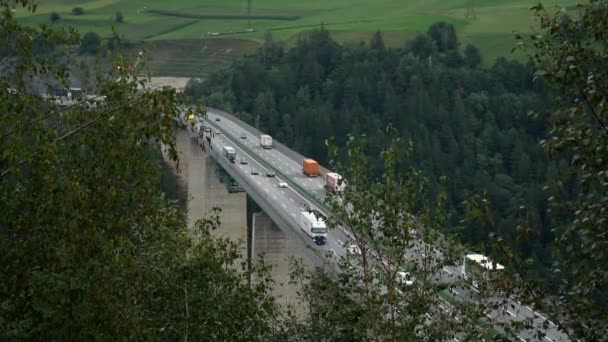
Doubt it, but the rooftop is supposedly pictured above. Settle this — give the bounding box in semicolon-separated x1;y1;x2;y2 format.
466;253;505;270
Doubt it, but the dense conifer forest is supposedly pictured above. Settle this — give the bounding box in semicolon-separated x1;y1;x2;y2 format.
186;23;556;279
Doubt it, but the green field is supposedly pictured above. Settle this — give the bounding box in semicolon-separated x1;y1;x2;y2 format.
15;0;578;73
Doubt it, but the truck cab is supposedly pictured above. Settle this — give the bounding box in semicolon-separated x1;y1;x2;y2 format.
299;211;328;245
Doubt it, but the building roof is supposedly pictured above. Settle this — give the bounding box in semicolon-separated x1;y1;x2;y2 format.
465;253;505;270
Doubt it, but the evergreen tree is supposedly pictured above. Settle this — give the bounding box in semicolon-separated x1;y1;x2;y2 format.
370;30;385;50
427;21;459;52
80;31;101;54
405;33;437;59
464;43;482;68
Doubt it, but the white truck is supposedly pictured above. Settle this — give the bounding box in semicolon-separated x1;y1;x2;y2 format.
299;211;328;245
222;146;236;163
325;172;345;193
260;135;272;149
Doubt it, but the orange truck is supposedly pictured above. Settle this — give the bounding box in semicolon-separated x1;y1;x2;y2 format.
302;159;320;177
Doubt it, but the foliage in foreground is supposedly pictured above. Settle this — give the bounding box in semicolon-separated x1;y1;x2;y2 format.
0;1;276;339
511;1;608;339
271;132;504;341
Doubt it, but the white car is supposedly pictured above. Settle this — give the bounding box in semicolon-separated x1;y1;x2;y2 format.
396;271;414;287
278;182;288;188
347;244;361;255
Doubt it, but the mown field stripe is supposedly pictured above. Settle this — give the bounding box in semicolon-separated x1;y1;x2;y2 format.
142;19;199;40
146;9;300;21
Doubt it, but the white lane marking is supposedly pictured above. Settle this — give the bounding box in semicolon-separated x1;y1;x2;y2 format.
281;191;285;195
272;195;277;200
506;309;516;317
257;181;261;185
525;306;533;311
535;311;547;320
451;288;459;295
281;203;287;209
289;198;294;203
548;320;556;327
543;337;554;342
338;239;343;245
264;188;269;192
516;336;526;342
291;213;296;218
340;227;355;240
442;267;453;274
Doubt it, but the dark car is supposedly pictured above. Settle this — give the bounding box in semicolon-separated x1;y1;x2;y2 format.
240;158;248;165
313;236;327;245
215;117;220;122
251;169;260;175
266;171;276;177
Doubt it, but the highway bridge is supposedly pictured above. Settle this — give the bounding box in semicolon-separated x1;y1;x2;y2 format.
48;93;569;341
183;107;570;342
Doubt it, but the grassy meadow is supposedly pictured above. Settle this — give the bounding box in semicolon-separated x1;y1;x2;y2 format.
14;0;579;74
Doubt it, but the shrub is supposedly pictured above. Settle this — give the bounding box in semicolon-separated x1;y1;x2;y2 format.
80;32;101;55
50;12;61;22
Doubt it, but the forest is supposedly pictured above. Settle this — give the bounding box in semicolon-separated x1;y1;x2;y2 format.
3;0;606;338
186;22;557;280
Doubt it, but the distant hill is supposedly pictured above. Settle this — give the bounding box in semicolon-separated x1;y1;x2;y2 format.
15;0;577;67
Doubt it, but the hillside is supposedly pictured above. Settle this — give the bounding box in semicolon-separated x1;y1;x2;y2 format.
16;0;578;65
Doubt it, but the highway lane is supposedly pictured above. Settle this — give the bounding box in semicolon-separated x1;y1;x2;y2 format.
207;110;327;199
199;110;570;342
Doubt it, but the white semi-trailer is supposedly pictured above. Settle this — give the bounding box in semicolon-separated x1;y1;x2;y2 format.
299;211;328;245
260;135;273;149
325;172;346;193
462;253;504;289
222;146;236;163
